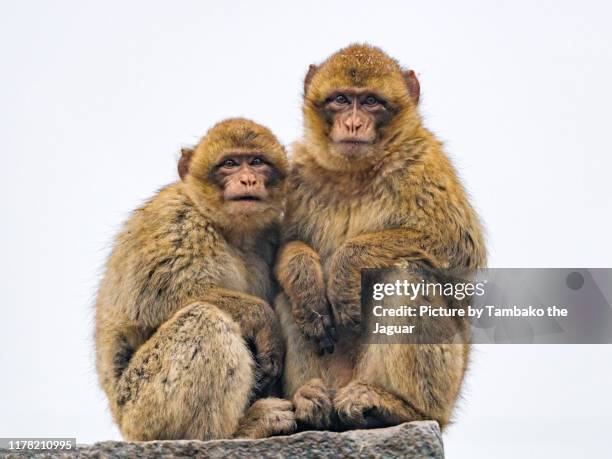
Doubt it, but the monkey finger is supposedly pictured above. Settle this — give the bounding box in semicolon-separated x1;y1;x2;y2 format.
312;337;332;356
314;345;325;357
319;336;334;354
321;314;338;341
322;316;338;342
324;343;335;354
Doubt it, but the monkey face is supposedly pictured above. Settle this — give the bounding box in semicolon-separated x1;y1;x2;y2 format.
302;44;421;171
321;89;395;161
210;153;284;217
179;118;287;223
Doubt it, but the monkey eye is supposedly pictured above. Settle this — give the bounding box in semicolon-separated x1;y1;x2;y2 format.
222;158;239;167
363;95;379;106
250;156;265;166
334;94;349;105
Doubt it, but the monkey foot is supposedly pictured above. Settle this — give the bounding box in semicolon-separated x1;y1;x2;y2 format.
293;379;334;429
236;398;297;439
333;382;382;428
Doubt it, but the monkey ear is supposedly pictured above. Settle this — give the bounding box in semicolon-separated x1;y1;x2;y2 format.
304;64;318;95
178;147;194;181
403;70;420;106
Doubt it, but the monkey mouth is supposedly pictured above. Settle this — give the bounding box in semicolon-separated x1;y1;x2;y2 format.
229;195;263;202
337;139;374;146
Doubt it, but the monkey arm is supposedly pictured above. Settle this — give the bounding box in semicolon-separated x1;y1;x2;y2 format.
275;241;337;355
202;287;284;395
202;287;276;336
327;228;442;330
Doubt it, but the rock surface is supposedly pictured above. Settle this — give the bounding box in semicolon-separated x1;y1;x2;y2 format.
1;421;443;458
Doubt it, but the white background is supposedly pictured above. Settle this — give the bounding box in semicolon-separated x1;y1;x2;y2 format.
1;1;611;457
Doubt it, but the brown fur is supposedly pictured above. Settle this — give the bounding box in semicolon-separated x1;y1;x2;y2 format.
275;44;486;430
95;118;296;440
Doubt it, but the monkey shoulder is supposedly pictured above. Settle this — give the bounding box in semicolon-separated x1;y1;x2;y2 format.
119;183;223;256
99;183;247;326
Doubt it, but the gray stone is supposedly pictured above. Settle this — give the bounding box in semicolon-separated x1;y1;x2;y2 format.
1;421;444;458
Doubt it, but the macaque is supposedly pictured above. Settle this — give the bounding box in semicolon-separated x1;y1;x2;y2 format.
275;44;486;430
95;118;296;440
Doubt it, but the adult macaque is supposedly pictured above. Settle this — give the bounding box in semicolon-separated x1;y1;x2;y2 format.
96;118;296;440
275;45;486;430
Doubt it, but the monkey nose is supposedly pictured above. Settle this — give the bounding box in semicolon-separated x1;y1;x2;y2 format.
345;116;364;133
239;175;258;187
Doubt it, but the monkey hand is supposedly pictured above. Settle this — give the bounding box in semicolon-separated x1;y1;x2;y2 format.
291;294;337;356
251;312;284;396
327;231;440;332
327;277;362;333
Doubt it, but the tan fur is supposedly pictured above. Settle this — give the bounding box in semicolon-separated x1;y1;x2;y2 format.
95;118;296;440
275;44;486;430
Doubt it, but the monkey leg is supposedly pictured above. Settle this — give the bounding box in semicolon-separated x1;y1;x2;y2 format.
276;294;323;395
116;301;256;441
334;343;469;430
276;294;342;430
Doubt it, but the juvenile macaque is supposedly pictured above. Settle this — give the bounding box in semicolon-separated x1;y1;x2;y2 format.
96;118;296;440
275;45;486;430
